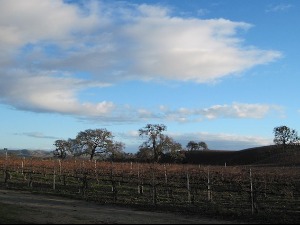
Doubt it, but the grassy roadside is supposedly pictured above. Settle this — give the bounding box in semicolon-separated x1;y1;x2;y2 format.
0;203;29;224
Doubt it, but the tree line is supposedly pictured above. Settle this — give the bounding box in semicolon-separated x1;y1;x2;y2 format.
53;124;299;163
53;124;209;163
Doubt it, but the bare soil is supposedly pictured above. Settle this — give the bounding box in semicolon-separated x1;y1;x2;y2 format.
0;189;244;224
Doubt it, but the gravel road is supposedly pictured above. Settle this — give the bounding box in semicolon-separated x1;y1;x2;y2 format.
0;189;243;224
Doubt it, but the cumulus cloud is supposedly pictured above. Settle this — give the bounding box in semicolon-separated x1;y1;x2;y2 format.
0;0;100;65
0;70;114;117
122;16;277;82
0;0;281;82
0;0;282;121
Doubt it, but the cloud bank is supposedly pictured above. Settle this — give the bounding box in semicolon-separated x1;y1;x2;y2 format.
0;0;282;121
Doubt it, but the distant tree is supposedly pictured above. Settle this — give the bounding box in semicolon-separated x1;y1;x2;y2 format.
75;128;120;160
199;141;208;151
68;138;81;157
53;139;72;159
186;141;198;151
160;136;182;154
186;141;208;151
160;136;185;163
273;125;299;150
136;147;153;163
138;124;167;162
108;141;126;161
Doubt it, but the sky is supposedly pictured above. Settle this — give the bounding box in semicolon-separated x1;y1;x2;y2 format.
0;0;299;152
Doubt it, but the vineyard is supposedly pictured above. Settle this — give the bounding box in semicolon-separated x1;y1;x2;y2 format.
1;156;300;223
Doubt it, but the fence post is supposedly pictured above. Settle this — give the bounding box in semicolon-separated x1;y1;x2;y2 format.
21;160;24;175
4;148;8;181
187;170;191;204
94;160;100;184
164;164;169;198
22;157;27;181
111;161;114;192
137;163;142;194
250;168;254;215
207;167;212;202
53;161;56;190
152;165;157;206
59;159;62;175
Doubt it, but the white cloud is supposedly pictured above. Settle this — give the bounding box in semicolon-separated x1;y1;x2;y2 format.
0;66;283;122
0;0;281;83
0;0;100;65
158;102;282;122
121;16;280;82
15;132;60;140
200;102;278;119
266;4;293;13
0;1;283;121
0;70;114;117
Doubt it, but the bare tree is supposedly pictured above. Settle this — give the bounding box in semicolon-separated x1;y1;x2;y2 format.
160;136;184;163
108;141;126;161
75;129;114;160
186;141;208;151
139;124;167;162
136;147;153;163
199;141;208;150
53;139;72;159
160;136;182;154
273;125;299;150
186;141;198;151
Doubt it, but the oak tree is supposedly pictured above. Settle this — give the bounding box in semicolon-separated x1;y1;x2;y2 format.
139;124;167;162
273;125;299;150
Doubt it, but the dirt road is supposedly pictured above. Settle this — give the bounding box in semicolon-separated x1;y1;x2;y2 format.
0;189;243;224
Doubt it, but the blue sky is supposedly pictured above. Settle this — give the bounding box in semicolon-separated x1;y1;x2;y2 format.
0;0;299;152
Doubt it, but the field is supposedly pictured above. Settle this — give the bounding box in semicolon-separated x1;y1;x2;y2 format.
0;156;300;223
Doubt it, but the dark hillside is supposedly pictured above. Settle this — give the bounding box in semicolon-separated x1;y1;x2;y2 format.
184;150;235;165
184;145;300;166
253;146;300;166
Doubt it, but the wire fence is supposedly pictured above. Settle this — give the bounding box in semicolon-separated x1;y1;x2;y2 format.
1;156;299;223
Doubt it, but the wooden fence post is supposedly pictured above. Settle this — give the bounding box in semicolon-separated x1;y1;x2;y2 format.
164;164;169;198
137;163;142;194
250;168;254;215
22;157;27;181
59;159;62;175
111;161;114;192
152;166;157;206
53;162;56;190
21;158;24;175
186;170;191;204
207;167;212;202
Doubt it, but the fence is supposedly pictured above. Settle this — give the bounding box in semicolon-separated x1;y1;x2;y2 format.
0;156;299;223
